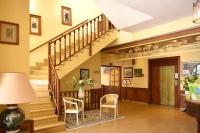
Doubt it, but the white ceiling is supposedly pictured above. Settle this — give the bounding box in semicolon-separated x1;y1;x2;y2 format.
94;0;196;32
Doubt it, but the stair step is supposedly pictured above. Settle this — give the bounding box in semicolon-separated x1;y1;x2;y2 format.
33;115;59;127
31;69;48;74
34;121;65;133
34;95;51;102
30;108;55;117
30;102;52;110
30;74;48;79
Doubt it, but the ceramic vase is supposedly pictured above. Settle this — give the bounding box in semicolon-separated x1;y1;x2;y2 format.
78;87;85;98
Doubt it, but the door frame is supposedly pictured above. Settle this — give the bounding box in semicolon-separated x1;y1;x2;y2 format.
148;56;180;107
101;65;122;98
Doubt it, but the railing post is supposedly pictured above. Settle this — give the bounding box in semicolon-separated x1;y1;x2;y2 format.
48;42;51;91
89;43;92;56
57;79;62;120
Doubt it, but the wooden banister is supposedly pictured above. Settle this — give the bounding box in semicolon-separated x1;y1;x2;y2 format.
47;14;115;119
29;19;88;53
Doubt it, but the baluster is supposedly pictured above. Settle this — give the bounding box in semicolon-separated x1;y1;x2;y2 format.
90;21;92;42
104;15;107;32
64;35;66;60
97;16;99;38
54;41;56;66
82;25;84;47
86;23;88;46
78;28;80;50
69;33;71;57
101;15;103;36
74;30;76;53
48;42;51;91
59;38;61;64
94;19;96;40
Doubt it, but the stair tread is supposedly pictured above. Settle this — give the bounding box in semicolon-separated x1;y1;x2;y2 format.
30;107;55;112
30;101;51;105
33;115;58;121
34;121;65;131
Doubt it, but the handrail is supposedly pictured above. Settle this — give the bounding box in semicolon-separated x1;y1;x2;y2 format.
29;19;88;53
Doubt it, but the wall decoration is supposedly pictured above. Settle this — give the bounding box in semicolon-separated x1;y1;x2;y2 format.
61;6;72;26
182;62;200;76
30;14;41;36
123;67;133;78
134;69;144;77
0;21;19;45
80;69;89;80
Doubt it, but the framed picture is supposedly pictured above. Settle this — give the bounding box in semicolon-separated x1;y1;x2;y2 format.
134;69;144;77
123;67;133;78
80;69;89;80
61;6;72;26
30;14;41;36
0;21;19;45
182;62;200;77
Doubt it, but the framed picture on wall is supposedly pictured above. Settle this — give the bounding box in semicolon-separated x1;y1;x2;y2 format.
0;21;19;45
30;14;41;36
80;69;89;80
61;6;72;26
123;67;133;78
134;68;144;77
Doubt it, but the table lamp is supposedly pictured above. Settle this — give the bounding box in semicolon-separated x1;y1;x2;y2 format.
0;73;37;133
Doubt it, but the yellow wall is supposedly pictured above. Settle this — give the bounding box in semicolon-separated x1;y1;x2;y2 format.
29;0;101;66
0;0;30;118
61;53;102;91
29;0;101;50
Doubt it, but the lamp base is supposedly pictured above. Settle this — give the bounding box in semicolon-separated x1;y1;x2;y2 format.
0;104;25;133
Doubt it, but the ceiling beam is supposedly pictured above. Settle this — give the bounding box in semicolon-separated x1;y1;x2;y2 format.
102;26;200;52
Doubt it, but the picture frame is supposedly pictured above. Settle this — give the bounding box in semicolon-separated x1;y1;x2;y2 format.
123;67;133;78
182;62;200;77
134;68;144;77
30;14;41;36
80;69;89;80
61;6;72;26
0;21;19;45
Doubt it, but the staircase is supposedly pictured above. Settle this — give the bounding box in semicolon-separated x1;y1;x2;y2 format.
30;61;65;133
29;14;118;133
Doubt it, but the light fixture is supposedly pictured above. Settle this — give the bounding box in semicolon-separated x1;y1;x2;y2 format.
0;73;37;133
193;0;200;23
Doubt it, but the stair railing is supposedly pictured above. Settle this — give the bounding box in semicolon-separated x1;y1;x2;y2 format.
48;14;115;118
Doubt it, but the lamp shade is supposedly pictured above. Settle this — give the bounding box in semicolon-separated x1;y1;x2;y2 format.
0;73;37;104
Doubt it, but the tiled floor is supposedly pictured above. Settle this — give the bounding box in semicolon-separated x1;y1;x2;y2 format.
59;101;196;133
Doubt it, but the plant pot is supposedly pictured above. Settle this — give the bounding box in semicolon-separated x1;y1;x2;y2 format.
78;88;85;98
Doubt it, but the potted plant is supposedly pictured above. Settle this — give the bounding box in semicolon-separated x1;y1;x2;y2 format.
72;77;94;98
182;74;199;100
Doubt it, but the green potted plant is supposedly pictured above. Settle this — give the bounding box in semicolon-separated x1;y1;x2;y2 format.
182;74;199;100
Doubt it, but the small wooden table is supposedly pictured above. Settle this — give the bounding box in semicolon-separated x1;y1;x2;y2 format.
186;100;200;133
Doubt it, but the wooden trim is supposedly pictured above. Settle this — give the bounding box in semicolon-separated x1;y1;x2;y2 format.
121;87;149;102
102;26;200;52
148;56;180;107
